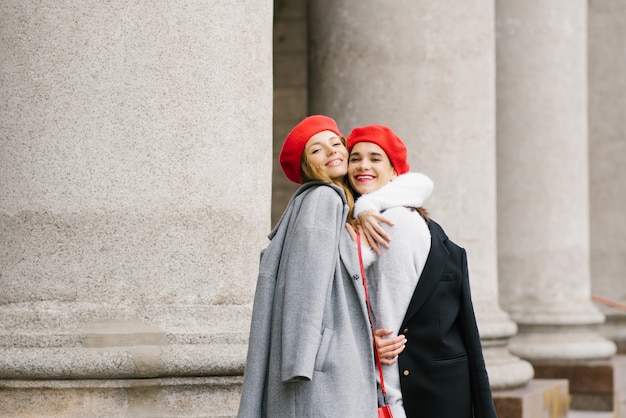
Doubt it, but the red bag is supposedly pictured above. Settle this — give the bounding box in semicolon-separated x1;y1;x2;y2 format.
358;234;395;418
378;405;394;418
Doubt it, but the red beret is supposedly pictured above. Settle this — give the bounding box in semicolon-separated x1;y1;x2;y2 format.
279;115;342;184
346;125;410;175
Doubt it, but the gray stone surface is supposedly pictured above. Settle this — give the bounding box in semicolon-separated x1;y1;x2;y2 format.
0;377;243;418
588;0;626;347
0;0;271;415
496;0;617;361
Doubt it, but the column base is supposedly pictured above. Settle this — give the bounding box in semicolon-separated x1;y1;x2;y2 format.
509;327;617;361
476;306;535;389
483;344;535;390
0;304;250;379
599;313;626;355
532;355;626;417
0;304;250;416
0;376;242;418
492;379;569;418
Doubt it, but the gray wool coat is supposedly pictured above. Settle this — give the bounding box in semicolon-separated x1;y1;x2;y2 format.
238;182;378;418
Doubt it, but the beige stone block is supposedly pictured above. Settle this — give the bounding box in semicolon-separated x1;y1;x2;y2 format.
493;379;570;418
533;356;626;416
82;320;167;348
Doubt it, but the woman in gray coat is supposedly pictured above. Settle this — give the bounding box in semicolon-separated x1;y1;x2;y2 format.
238;115;432;417
238;115;378;418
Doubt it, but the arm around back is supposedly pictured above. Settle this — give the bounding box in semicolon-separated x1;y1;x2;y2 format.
354;172;433;217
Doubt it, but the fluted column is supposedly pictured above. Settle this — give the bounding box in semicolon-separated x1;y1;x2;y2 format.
309;0;533;389
588;0;626;352
0;1;272;415
496;0;616;361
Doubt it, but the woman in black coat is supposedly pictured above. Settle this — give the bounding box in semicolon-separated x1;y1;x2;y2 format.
347;124;497;418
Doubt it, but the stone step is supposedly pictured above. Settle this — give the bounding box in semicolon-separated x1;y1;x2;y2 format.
0;376;243;417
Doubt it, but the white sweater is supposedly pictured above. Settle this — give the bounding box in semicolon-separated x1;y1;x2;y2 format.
367;207;431;418
353;172;434;417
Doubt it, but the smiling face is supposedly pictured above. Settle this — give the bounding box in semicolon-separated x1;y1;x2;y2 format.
348;142;397;195
303;130;349;181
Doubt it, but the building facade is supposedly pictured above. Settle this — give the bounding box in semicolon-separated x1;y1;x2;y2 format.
1;0;624;416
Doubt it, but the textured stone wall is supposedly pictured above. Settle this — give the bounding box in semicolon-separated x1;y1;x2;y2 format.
0;1;273;416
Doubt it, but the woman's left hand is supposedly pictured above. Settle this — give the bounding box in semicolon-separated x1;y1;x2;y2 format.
357;211;394;255
375;328;406;365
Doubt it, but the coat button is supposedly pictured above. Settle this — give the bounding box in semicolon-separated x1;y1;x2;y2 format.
402;328;409;334
403;370;410;376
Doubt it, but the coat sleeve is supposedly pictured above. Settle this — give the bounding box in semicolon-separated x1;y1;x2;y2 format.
279;186;345;383
458;249;498;418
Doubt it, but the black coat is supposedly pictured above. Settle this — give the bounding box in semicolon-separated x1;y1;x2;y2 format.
398;220;498;418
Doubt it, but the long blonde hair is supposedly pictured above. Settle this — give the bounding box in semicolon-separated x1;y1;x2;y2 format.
300;138;356;226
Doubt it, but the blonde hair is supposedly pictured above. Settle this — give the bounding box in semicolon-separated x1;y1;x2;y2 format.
300;138;356;226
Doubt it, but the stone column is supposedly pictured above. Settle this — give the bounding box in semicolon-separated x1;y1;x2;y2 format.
0;1;272;416
309;0;533;390
588;0;626;353
272;0;308;225
496;1;616;361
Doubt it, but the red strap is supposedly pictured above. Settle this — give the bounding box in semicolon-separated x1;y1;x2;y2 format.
357;233;388;397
